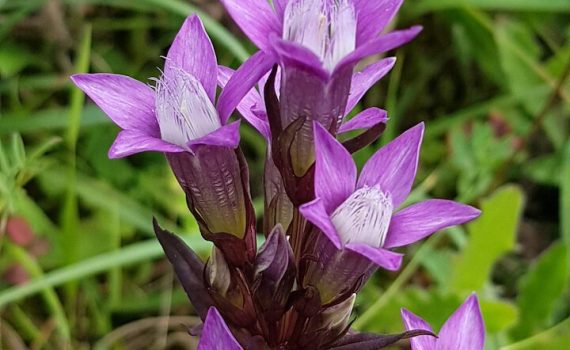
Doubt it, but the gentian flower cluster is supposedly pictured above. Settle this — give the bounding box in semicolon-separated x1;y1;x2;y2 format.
72;1;485;349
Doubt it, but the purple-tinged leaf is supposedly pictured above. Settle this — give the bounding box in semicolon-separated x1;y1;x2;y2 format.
342;123;387;155
254;225;296;322
153;219;213;320
330;329;436;350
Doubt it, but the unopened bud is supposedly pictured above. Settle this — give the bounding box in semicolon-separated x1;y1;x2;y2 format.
207;247;231;296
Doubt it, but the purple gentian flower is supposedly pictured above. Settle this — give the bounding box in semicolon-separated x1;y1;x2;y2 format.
401;294;485;350
218;0;420;175
71;15;240;158
198;307;242;350
71;15;256;260
218;60;395;141
299;122;480;301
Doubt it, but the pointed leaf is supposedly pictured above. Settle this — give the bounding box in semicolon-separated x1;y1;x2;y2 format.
153;219;213;319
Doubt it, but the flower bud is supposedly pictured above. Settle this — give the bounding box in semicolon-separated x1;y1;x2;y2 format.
206;247;231;297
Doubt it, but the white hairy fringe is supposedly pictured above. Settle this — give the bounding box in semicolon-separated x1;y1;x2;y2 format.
283;0;357;71
154;68;221;147
331;185;393;247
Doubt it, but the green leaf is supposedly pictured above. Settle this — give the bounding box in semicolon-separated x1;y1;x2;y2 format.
451;186;524;291
562;141;570;259
502;318;570;350
0;236;211;308
0;43;39;77
411;0;570;17
480;299;518;334
0;106;109;135
496;19;544;114
523;153;562;187
510;242;569;340
63;0;249;62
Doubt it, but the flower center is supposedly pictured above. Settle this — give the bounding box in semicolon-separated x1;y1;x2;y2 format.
331;185;393;247
283;0;357;71
155;69;221;147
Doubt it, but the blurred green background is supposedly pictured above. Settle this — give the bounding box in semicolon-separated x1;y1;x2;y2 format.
0;0;569;349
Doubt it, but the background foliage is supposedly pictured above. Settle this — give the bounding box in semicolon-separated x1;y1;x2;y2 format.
0;0;569;349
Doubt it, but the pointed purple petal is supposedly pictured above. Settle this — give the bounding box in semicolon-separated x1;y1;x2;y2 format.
384;200;481;249
345;243;403;271
345;58;396;114
109;130;183;159
337;26;422;72
218;66;270;139
299;198;342;249
197;307;243;350
358;122;424;209
187;120;241;150
345;243;404;271
165;15;218;102
270;36;329;81
400;309;437;350
220;0;282;51
354;0;404;45
314;122;357;213
274;0;289;19
339;108;387;134
70;73;158;135
438;294;485;350
217;51;274;124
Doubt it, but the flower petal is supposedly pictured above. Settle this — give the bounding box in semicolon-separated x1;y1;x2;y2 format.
345;58;396;114
220;0;282;51
197;307;243;350
345;243;402;271
165;15;218;102
270;36;329;81
339;108;387;134
299;198;342;249
70;73;158;135
109;130;183;158
353;0;404;45
274;0;289;19
358;122;424;209
187;120;241;150
400;309;437;350
337;26;422;72
314;122;357;213
218;66;270;139
217;51;274;124
384;200;481;249
438;294;485;350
